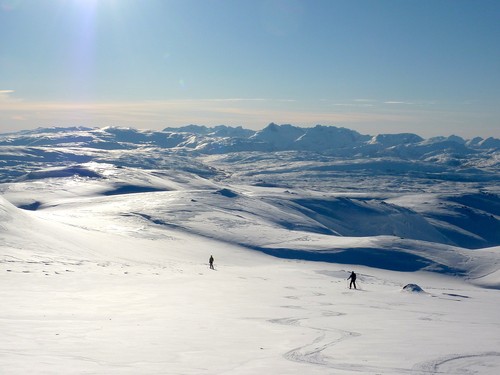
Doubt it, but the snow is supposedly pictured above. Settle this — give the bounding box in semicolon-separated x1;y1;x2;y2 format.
1;125;500;374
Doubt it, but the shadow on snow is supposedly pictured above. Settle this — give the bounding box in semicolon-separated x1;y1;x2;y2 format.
254;246;464;274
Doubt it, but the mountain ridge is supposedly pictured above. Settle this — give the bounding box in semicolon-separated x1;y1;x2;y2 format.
1;123;498;154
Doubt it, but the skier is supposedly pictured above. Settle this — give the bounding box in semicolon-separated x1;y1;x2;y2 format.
347;271;357;289
209;255;214;270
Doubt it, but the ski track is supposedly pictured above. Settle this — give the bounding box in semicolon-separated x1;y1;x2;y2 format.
413;352;500;374
269;311;422;374
267;289;420;374
268;287;500;375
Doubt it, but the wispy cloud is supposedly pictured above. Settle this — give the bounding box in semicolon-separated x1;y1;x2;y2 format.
384;101;414;105
203;98;267;102
354;99;377;103
0;97;412;131
328;101;375;108
0;97;497;138
0;90;15;101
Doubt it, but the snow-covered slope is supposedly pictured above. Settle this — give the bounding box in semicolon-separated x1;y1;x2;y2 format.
0;124;498;252
1;158;498;278
1;125;500;373
0;158;500;375
1;165;500;374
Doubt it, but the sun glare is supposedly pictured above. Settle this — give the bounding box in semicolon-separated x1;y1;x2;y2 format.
71;0;113;10
77;0;99;7
70;0;118;12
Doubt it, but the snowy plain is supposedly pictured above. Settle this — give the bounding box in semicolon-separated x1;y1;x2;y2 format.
1;124;499;374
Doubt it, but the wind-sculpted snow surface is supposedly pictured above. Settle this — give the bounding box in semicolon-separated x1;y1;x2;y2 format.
0;161;498;283
1;123;500;373
0;125;498;252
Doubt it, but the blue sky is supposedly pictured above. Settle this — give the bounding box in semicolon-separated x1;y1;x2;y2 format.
1;0;499;138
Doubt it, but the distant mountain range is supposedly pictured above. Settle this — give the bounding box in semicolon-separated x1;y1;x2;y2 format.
1;123;498;156
0;123;498;185
0;123;499;251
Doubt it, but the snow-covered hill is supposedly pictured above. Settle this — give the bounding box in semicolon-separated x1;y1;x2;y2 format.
1;123;498;156
1;124;500;373
0;124;498;251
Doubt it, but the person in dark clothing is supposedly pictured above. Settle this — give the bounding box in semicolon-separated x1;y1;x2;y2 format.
347;271;357;289
209;255;214;270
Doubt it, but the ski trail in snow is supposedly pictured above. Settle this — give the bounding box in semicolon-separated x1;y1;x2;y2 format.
413;351;500;374
281;321;359;367
269;284;500;374
268;311;426;374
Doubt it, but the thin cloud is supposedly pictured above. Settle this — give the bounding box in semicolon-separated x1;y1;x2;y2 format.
0;98;412;131
202;98;296;103
354;99;377;103
0;90;15;101
0;97;497;138
384;101;414;105
203;98;267;102
332;102;375;108
333;103;356;107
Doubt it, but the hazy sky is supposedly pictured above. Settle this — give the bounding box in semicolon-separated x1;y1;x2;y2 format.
1;0;499;138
